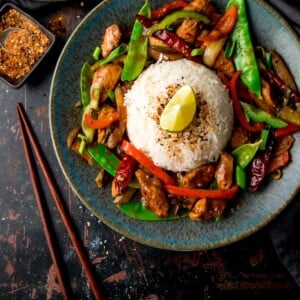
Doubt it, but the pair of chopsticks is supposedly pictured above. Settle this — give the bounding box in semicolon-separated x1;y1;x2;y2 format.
16;103;102;300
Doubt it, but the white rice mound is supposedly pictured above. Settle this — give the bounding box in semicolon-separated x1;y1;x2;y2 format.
125;59;234;172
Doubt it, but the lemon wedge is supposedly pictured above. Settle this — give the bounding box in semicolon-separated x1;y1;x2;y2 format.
160;85;196;132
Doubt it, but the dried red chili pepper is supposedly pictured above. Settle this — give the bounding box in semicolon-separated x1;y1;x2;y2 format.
248;134;274;192
151;0;189;19
154;29;192;58
135;14;155;28
114;155;137;194
262;69;300;103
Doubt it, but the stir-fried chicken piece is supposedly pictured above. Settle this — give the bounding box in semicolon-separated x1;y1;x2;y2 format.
214;50;235;77
135;168;169;218
176;18;199;44
215;152;234;190
184;0;214;15
189;198;227;220
230;126;251;149
273;134;295;157
101;24;122;58
176;0;216;44
180;164;215;188
91;63;122;102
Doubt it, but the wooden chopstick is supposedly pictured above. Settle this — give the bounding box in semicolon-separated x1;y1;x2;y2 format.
16;103;102;300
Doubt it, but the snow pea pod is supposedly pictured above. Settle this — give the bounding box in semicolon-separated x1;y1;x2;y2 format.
88;144;139;188
121;0;151;81
80;61;93;108
119;201;188;221
235;165;247;190
226;0;262;97
241;101;287;128
232;139;262;169
88;143;120;176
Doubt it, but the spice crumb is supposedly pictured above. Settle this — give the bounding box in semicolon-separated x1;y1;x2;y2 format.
0;8;51;85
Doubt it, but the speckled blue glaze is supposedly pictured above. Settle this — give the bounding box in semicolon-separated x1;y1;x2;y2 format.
50;0;300;250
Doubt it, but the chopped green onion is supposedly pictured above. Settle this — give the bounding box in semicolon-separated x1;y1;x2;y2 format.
191;48;204;56
77;133;88;154
92;46;101;60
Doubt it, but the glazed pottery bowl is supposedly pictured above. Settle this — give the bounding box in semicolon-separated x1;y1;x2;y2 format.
50;0;300;250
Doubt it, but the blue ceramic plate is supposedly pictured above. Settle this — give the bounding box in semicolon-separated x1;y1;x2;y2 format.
50;0;300;250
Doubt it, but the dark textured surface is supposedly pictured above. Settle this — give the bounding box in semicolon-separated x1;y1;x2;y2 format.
0;1;300;299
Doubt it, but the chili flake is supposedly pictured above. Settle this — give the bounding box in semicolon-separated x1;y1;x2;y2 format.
0;6;54;87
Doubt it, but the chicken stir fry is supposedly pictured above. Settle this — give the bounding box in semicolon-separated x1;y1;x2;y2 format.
67;0;299;221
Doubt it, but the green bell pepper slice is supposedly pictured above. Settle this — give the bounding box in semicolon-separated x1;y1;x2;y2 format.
147;10;209;36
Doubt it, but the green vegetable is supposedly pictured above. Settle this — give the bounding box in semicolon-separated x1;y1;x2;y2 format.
81;82;101;143
77;133;88;154
88;144;139;188
147;10;210;36
121;0;151;81
81;105;98;144
107;90;115;102
88;143;120;176
119;201;188;221
226;0;262;97
80;62;93;108
235;165;247;190
191;48;204;56
92;46;101;60
241;101;288;128
259;129;270;150
232;139;262;169
91;43;128;71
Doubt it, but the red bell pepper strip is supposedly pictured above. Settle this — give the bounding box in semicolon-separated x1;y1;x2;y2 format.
217;70;255;103
164;184;239;199
198;6;238;43
154;29;193;58
84;112;119;129
114;155;137;194
151;0;189;19
274;123;300;138
121;140;177;186
229;71;264;133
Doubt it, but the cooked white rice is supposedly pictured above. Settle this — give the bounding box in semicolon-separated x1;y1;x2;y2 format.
125;59;234;172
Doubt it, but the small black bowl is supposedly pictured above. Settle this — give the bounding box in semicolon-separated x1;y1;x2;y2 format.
0;3;55;88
